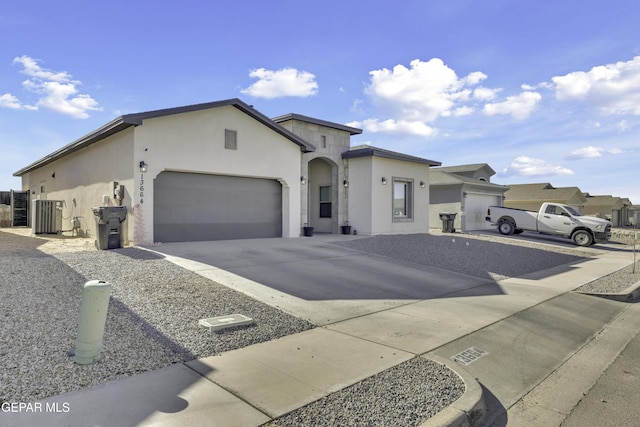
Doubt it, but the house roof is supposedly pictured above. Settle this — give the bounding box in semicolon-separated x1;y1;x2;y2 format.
583;194;626;209
271;113;363;135
430;169;509;191
342;145;441;166
505;183;587;203
433;163;496;176
14;98;315;176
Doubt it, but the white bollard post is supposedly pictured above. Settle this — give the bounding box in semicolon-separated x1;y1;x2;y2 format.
75;280;112;365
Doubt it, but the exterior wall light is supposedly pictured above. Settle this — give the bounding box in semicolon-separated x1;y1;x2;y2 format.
420;181;425;188
300;176;306;185
139;161;148;173
381;177;387;185
343;180;349;188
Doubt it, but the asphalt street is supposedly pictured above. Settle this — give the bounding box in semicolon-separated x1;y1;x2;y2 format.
561;313;640;427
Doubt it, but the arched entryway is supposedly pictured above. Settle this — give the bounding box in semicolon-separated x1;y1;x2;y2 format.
307;157;338;233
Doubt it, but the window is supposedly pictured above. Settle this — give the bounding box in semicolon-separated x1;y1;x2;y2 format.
544;204;566;216
225;129;237;150
545;204;582;217
319;185;332;218
393;179;413;220
321;135;327;148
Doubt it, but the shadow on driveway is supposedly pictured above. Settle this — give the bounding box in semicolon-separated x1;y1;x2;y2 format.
154;234;588;301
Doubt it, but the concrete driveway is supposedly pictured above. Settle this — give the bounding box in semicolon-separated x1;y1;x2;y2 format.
151;233;588;325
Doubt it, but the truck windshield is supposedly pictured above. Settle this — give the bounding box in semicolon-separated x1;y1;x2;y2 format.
564;206;583;216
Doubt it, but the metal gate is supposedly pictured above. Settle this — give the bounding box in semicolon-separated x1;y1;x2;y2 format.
0;191;29;227
12;191;29;227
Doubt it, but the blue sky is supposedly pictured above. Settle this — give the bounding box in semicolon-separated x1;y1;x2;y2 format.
2;0;639;204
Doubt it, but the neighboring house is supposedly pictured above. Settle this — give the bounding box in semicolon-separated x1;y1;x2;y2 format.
343;145;440;235
629;205;640;227
429;163;509;231
582;194;632;226
621;198;635;227
13;98;441;244
504;183;587;211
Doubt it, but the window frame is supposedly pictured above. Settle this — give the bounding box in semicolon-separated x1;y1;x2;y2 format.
392;178;414;222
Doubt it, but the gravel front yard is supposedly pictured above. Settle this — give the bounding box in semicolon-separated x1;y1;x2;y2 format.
0;231;313;403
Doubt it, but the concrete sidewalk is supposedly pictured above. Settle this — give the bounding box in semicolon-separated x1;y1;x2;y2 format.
2;240;637;427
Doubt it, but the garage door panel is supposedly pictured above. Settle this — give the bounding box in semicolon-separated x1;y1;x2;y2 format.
154;171;282;242
154;222;280;242
464;194;500;231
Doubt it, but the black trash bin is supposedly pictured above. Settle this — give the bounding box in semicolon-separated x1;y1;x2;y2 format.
92;206;127;250
439;212;457;233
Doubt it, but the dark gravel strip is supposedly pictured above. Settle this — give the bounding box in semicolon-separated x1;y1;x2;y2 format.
264;357;464;427
577;260;640;294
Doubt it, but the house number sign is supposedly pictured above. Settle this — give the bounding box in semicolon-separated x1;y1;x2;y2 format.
139;173;145;204
451;346;488;366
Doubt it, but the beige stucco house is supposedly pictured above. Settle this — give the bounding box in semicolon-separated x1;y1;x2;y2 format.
429;164;509;231
14;99;441;244
582;194;633;226
504;183;587;211
343;145;439;235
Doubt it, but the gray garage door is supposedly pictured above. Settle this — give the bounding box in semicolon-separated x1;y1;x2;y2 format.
154;171;282;242
463;193;500;231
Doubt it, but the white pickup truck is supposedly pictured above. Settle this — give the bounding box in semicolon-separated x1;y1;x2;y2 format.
485;202;612;246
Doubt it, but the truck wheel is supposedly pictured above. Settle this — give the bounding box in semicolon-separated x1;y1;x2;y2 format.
498;220;515;235
572;230;593;247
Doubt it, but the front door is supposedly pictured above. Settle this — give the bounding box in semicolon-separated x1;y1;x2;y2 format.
308;158;335;233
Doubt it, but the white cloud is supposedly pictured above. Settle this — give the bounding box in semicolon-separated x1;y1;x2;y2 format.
354;58;506;137
453;105;474;116
8;55;100;118
356;58;551;138
347;118;437;137
0;93;22;109
241;67;318;99
463;71;488;85
364;58;486;122
552;56;640;115
350;98;364;114
473;87;499;101
14;55;71;82
565;145;624;160
482;91;541;120
502;156;574;177
617;120;629;132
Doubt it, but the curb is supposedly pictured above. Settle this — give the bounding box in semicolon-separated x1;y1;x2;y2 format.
420;355;485;427
577;280;640;303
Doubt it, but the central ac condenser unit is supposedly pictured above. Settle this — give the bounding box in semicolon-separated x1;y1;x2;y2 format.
32;200;63;234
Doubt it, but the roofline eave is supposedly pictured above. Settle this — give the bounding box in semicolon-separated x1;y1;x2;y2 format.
14;99;316;176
